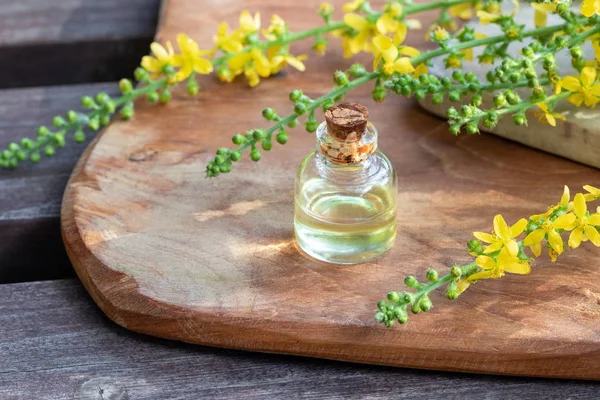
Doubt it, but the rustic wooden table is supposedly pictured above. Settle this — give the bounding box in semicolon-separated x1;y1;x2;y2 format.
1;1;599;398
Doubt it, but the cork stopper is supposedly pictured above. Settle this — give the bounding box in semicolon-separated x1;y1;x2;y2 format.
318;103;376;164
324;103;369;142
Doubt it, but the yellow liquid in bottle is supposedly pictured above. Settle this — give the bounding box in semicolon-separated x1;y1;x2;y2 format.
294;178;397;264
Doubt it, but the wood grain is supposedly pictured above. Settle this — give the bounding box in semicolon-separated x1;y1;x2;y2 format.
2;279;600;399
61;0;600;379
0;0;160;88
0;83;118;283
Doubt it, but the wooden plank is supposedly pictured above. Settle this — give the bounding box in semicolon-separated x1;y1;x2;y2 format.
0;0;160;88
0;83;119;283
61;0;600;379
1;279;599;399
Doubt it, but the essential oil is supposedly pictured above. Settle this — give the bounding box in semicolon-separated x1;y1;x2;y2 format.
294;103;397;264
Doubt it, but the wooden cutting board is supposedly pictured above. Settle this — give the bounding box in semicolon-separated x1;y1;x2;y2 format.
61;0;600;379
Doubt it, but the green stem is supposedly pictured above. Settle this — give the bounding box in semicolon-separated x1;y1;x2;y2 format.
412;261;478;301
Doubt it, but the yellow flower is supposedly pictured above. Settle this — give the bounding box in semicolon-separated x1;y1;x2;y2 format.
313;41;328;55
531;185;571;221
171;34;213;82
531;2;557;27
239;11;261;34
343;13;379;56
343;0;365;12
141;41;175;77
469;247;531;281
584;185;600;201
228;48;272;87
449;3;475;20
477;10;501;25
376;3;404;35
269;52;307;73
213;23;244;53
456;279;471;293
474;214;527;257
523;216;567;258
534;102;566;127
581;0;600;17
558;67;600;107
432;27;449;41
412;63;428;78
319;2;334;15
555;193;600;248
262;15;286;41
372;35;415;75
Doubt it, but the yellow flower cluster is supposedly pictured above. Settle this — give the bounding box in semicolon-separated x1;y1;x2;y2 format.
330;0;425;76
460;185;600;291
140;11;308;88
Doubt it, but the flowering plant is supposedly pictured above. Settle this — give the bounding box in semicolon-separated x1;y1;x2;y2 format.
1;0;599;326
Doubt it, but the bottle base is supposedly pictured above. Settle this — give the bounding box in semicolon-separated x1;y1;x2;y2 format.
294;219;396;265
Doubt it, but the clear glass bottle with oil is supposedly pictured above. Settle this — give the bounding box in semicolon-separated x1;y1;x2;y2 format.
294;103;397;264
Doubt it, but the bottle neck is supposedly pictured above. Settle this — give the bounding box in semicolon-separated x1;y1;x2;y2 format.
315;121;378;165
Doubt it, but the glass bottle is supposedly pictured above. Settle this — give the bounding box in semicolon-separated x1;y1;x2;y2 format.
294;103;398;264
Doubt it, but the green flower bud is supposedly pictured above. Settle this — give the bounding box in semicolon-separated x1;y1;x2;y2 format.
287;118;299;128
410;302;422;314
505;91;519;105
53;116;67;128
447;289;459;300
214;155;225;165
74;130;86;143
486;71;496;83
321;99;335;112
446;107;459;118
100;115;111;126
452;70;464;82
426;269;439;282
464;72;476;82
470;94;482;107
418;74;429;85
451;266;462;278
250;149;261;162
305;120;319;132
30;151;41;163
186;80;199;96
262;108;277;121
20;138;34;150
230;150;241;161
333;70;349;86
216;148;229;156
87;118;100;131
252;129;264;141
448;91;460;102
219;164;231;173
397;313;408;324
159;89;171;104
556;3;569;15
37;126;50;137
232;134;245;145
432;93;443;104
294;102;308;115
400;85;411;97
387;291;400;302
289;89;303;102
66;110;78;123
374;311;386;322
120;107;134;120
570;46;583;59
509;72;521;83
493;93;505;107
465;123;478;134
8;142;19;152
134;67;149;81
44;145;55;157
572;58;585;70
467;239;484;254
513;114;527;126
147;92;159;102
420;298;432;312
348;63;367;78
262;139;272;151
413;90;425;101
53;133;65;148
440;77;452;88
276;131;288;144
449;124;461;135
95;92;109;104
119;78;133;93
460;105;472;117
377;300;387;311
81;96;96;109
404;275;419;289
15;150;26;161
